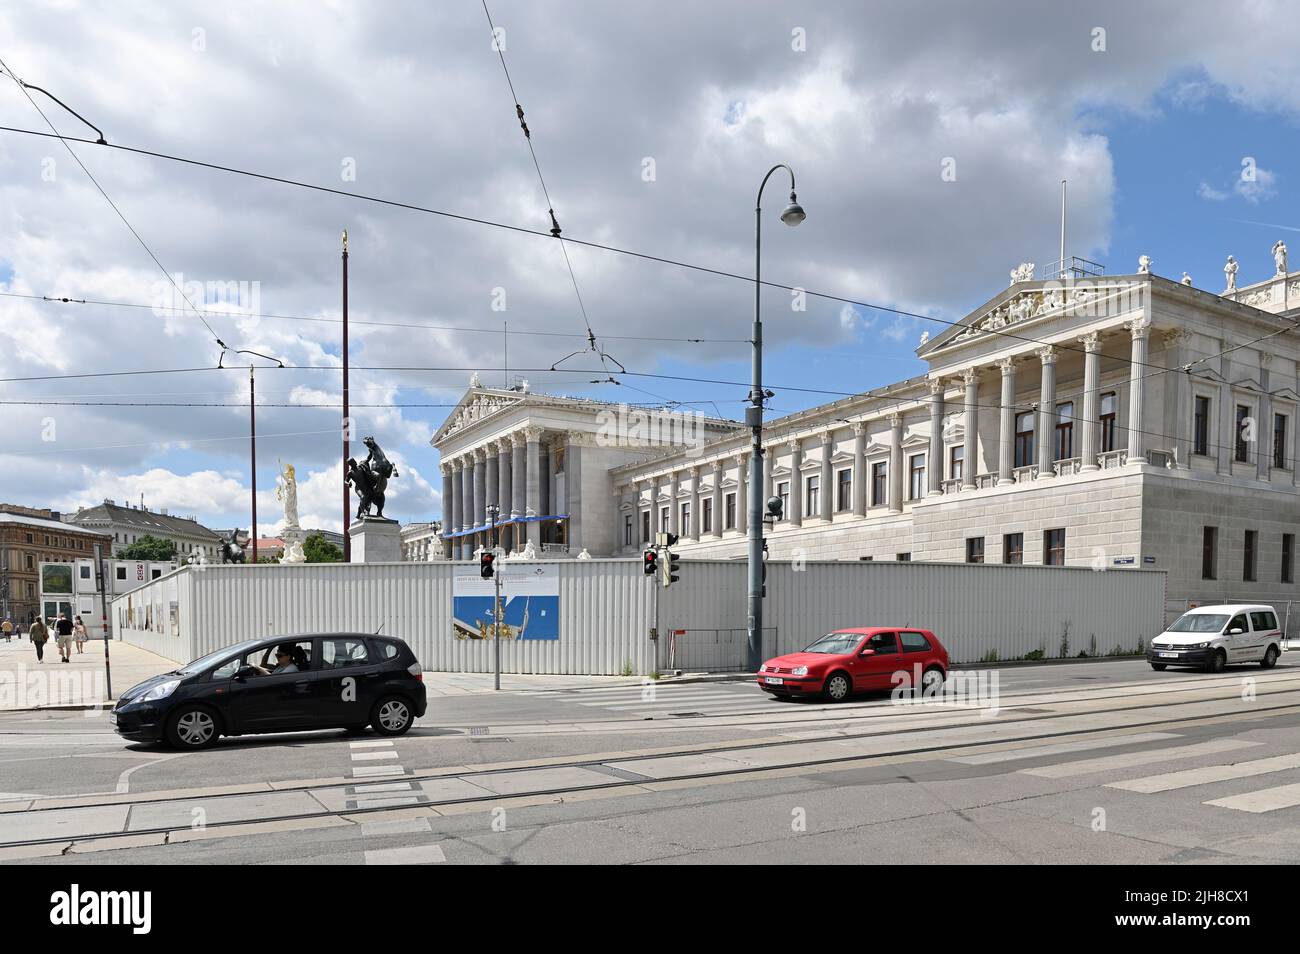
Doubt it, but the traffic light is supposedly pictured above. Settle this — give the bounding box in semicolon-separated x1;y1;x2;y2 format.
643;549;658;576
660;548;681;588
479;551;495;580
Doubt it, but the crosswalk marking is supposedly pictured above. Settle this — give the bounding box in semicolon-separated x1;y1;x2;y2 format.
947;732;1181;765
348;740;394;749
1205;782;1300;813
1107;751;1300;793
350;751;399;761
1019;739;1257;779
364;844;446;865
352;765;404;778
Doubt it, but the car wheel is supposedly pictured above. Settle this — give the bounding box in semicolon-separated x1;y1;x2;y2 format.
370;696;414;736
822;671;851;703
1149;663;1167;671
1206;650;1227;674
164;705;220;749
920;666;946;696
1261;646;1280;669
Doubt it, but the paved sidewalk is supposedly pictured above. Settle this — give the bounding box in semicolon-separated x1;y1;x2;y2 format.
0;637;177;710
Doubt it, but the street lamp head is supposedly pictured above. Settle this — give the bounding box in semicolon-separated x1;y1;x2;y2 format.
779;191;806;227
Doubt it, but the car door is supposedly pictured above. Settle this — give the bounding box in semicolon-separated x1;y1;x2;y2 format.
313;635;383;726
223;640;317;732
1223;613;1249;663
1249;611;1276;661
854;632;901;691
899;631;935;691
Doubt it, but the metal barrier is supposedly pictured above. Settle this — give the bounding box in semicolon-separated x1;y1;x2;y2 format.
670;627;777;673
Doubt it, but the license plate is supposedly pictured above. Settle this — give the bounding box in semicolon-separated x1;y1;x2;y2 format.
1158;652;1178;658
764;676;784;685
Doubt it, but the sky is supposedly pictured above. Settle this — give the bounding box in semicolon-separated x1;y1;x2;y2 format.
0;0;1298;535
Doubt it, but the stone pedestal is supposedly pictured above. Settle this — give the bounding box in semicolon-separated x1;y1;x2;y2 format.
349;517;401;563
280;526;306;564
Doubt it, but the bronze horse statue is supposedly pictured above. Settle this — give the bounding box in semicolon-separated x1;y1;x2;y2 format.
346;436;399;520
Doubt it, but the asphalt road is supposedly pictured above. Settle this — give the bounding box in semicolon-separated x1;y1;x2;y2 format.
1;656;1297;864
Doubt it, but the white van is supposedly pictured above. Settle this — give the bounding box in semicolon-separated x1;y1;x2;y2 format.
1148;604;1284;672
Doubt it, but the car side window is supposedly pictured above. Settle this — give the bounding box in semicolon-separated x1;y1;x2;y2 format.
1227;614;1248;633
320;637;371;669
375;640;399;660
1250;611;1276;631
900;631;931;653
866;632;898;654
210;657;242;680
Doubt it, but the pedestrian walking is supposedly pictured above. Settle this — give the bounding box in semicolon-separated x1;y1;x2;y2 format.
1;617;11;642
54;613;74;662
29;617;48;663
73;616;88;653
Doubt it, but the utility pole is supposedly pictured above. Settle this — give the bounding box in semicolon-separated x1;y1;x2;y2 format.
342;229;351;562
486;503;502;691
94;543;112;700
250;365;258;564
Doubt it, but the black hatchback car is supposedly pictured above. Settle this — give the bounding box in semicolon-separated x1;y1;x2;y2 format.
111;633;428;749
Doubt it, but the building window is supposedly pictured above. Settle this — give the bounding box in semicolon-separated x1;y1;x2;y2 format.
1099;392;1117;452
115;566;127;581
966;537;985;564
724;493;736;529
836;469;852;512
805;475;819;517
1044;528;1066;566
896;552;911;561
1202;526;1217;580
623;515;633;547
871;463;887;506
1194;396;1210;456
680;502;691;536
79;565;91;580
777;481;790;519
949;446;964;482
702;498;713;534
1235;405;1251;463
660;506;669;534
641;511;650;543
908;454;926;500
1274;414;1288;470
1014;412;1035;468
1004;532;1024;565
1055;402;1074;460
1283;534;1295;584
1244;529;1257;582
25;532;32;544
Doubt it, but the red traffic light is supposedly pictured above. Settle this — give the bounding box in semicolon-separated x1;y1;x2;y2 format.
643;549;658;575
479;551;496;579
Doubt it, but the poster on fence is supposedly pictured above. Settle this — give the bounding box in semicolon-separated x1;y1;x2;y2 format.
451;562;559;641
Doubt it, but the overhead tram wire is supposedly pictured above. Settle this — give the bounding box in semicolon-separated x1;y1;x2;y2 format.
4;122;1292;388
0;59;227;351
478;0;623;378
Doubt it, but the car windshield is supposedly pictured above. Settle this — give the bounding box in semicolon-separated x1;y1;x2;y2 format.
176;639;267;675
802;633;862;654
1167;614;1229;634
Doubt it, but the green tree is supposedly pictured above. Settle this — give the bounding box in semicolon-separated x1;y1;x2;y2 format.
118;535;177;561
303;533;343;563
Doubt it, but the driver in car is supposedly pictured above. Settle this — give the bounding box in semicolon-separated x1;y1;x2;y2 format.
251;645;300;676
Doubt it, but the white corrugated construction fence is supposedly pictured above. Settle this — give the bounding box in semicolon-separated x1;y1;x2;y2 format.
113;559;1168;675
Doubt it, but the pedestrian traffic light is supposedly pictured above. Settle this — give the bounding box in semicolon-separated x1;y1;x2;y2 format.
660;549;681;588
479;551;495;580
643;549;658;576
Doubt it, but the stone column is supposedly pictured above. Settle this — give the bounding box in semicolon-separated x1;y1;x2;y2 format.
525;426;542;550
819;431;833;520
649;477;660;536
1079;333;1101;471
688;466;701;541
927;380;944;494
788;439;803;527
460;459;474;558
1165;330;1193;469
440;463;455;558
1127;318;1150;463
888;414;904;512
548;442;560;517
497;441;513;550
539;445;551;519
997;357;1016;484
511;433;526;521
711;461;724;538
669;470;681;536
763;446;774;504
1259;353;1274;480
962;367;978;488
734;454;748;535
566;436;583;551
473;450;487;532
852;422;867;515
1036;346;1057;477
485;448;499;518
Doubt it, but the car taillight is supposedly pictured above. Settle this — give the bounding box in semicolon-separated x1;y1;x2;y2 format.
408;663;423;680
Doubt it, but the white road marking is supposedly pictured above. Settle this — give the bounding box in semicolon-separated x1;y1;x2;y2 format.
347;740;393;748
352;782;414;794
350;751;399;761
115;754;187;794
1205;782;1300;813
352;795;422;809
352;766;404;777
947;732;1181;765
364;844;446;865
359;817;432;837
1108;752;1300;793
1019;739;1258;779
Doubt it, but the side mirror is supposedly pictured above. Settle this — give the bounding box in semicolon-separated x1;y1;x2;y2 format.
860;648;876;656
1228;628;1244;636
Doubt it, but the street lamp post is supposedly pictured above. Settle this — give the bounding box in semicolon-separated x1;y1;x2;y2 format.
747;164;805;673
221;349;286;566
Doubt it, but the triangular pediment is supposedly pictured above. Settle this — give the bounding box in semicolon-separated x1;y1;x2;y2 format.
830;450;854;464
720;476;739;489
901;433;929;450
798;457;822;473
1271;387;1300;403
1232;376;1263;393
431;387;527;446
771;464;792;478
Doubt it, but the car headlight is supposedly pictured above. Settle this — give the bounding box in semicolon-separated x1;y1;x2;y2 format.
138;679;181;703
1188;642;1208;650
792;666;808;677
759;664;767;673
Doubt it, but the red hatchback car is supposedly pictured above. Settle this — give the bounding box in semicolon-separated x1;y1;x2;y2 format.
757;628;950;702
